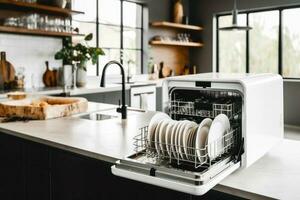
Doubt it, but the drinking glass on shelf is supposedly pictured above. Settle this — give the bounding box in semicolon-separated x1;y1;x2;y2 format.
25;14;38;29
64;18;71;33
4;17;18;27
37;14;46;30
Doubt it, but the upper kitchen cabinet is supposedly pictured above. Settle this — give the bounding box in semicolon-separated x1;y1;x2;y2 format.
0;0;84;37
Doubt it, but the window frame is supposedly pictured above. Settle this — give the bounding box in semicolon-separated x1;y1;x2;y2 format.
73;0;146;76
215;3;300;80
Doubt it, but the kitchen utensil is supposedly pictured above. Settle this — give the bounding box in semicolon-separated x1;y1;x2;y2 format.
43;61;57;87
0;52;15;88
159;62;172;78
0;96;88;120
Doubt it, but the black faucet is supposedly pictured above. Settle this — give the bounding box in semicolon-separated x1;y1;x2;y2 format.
100;61;127;119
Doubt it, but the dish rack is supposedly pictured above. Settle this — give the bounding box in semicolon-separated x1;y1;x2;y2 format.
169;99;241;120
133;126;240;171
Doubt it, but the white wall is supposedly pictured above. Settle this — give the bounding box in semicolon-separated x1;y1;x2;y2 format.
0;33;62;88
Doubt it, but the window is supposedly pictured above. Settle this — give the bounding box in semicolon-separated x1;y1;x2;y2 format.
72;0;144;76
249;11;279;74
282;8;300;78
216;5;300;79
218;14;247;73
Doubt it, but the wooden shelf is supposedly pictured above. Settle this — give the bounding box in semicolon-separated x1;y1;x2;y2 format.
150;40;203;47
150;21;203;31
0;26;84;37
0;0;84;16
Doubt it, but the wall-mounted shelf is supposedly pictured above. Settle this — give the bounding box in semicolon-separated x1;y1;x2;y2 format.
0;0;84;16
150;21;203;31
150;40;203;47
0;26;84;37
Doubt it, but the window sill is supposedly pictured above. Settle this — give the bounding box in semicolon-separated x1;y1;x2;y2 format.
283;78;300;83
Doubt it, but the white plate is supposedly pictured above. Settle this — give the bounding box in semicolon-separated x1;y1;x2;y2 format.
170;121;181;158
187;126;194;160
165;120;175;157
148;113;170;148
195;118;213;163
158;119;172;156
178;120;189;159
182;121;198;160
207;114;230;160
154;120;165;155
186;124;198;161
174;121;185;158
190;126;198;161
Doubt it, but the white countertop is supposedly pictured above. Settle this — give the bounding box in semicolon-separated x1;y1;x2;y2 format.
0;103;298;199
0;102;154;163
217;138;300;200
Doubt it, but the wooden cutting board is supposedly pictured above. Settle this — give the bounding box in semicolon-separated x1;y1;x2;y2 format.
43;61;58;87
0;56;15;84
0;96;88;120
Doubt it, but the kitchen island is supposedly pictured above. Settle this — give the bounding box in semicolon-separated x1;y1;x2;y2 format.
0;102;299;200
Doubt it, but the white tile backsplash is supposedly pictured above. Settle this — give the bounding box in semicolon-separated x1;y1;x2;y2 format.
0;33;62;88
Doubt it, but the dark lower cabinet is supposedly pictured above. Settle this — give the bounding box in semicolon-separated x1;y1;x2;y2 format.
25;142;51;200
0;133;245;200
0;133;25;200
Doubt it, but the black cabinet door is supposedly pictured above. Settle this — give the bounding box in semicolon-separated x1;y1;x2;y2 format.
51;149;105;200
0;133;26;200
50;148;189;200
25;142;51;200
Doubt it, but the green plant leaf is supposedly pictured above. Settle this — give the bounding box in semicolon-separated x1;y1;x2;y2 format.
84;33;93;41
54;52;64;60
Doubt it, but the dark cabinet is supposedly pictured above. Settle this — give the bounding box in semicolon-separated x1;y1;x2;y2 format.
0;133;244;200
0;133;25;200
51;149;105;200
25;142;51;200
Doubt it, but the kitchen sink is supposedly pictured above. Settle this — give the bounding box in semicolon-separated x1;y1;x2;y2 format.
78;107;145;121
79;113;118;121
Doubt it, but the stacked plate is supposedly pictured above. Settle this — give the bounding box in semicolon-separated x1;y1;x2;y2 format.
147;112;230;162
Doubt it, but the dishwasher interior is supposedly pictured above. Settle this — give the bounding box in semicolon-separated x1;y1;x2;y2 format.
112;87;244;194
133;88;242;168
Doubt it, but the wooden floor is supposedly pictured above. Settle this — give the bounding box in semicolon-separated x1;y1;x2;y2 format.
285;125;300;140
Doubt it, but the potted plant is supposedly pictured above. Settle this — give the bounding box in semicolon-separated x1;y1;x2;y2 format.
55;33;105;87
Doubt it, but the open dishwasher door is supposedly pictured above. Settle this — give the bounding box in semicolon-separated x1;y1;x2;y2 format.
111;126;244;196
111;155;241;196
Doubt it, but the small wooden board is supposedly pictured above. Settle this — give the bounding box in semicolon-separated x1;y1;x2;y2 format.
0;96;88;120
